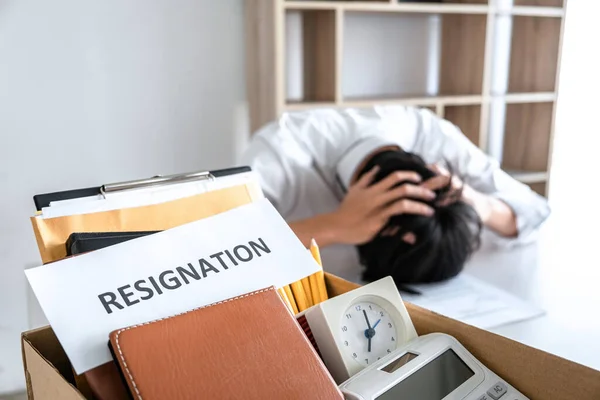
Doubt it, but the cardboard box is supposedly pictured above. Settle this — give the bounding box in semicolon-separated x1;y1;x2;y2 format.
22;273;600;400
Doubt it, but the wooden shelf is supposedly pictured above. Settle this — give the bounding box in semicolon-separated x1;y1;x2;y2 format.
508;16;562;93
342;94;484;107
284;95;485;111
284;2;490;14
285;8;339;103
501;92;557;103
513;0;563;6
440;13;487;97
507;170;549;184
445;105;482;146
246;0;567;198
528;182;547;196
503;6;565;17
284;2;564;18
502;102;554;172
285;92;557;109
285;101;338;111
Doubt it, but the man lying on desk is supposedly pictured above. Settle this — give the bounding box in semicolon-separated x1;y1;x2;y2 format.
241;105;550;285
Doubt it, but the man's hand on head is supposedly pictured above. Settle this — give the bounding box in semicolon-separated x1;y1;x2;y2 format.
330;166;435;245
424;163;518;237
422;164;465;206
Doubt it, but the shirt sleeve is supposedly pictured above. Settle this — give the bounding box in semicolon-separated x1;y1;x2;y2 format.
415;112;551;248
240;134;298;217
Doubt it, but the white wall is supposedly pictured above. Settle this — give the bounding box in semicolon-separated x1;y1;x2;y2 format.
0;0;247;394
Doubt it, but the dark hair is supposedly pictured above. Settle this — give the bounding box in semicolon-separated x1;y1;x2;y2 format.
356;150;482;284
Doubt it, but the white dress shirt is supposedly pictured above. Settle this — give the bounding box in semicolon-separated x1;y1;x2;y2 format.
241;105;551;283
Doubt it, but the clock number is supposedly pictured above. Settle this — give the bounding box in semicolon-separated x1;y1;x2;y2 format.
387;349;391;354
365;359;369;364
346;314;352;319
380;311;384;317
391;337;395;342
353;353;357;358
355;305;362;311
369;305;373;310
388;322;392;328
377;357;381;360
342;326;348;332
344;341;349;346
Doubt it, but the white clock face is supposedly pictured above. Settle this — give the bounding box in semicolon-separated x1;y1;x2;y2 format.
339;301;399;367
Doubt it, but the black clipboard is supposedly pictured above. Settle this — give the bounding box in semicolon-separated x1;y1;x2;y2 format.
34;166;252;211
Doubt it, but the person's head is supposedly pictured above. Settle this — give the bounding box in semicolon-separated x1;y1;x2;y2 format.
355;149;482;284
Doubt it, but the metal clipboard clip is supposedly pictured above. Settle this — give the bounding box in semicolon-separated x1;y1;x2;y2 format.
99;170;216;198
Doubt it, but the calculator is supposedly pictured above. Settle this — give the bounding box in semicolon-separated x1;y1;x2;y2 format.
338;333;528;400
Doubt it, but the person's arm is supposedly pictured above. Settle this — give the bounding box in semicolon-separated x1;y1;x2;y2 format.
424;165;518;238
288;213;343;248
418;114;550;243
289;166;436;248
462;184;518;237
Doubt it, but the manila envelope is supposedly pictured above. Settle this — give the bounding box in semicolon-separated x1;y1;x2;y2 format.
31;183;262;264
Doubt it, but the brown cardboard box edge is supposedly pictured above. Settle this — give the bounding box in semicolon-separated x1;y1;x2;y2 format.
22;273;600;400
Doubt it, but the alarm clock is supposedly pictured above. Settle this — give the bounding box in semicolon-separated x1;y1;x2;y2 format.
300;276;417;384
338;333;529;400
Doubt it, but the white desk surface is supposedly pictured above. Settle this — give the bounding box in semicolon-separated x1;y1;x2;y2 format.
464;211;600;373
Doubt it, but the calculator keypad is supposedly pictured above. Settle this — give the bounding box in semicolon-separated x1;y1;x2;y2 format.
487;381;508;399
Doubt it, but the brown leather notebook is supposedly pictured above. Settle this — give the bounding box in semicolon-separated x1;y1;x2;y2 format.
108;287;343;400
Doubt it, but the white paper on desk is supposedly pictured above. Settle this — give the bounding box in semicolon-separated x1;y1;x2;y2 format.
401;274;544;330
25;199;320;374
42;171;261;218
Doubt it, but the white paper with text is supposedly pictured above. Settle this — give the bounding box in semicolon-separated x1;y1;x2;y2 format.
401;274;544;329
25;199;320;374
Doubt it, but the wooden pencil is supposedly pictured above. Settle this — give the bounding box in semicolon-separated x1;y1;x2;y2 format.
283;285;299;314
290;280;309;312
277;288;294;313
301;276;314;308
310;238;328;302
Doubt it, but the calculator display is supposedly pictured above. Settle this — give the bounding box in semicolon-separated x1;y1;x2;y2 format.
380;352;419;373
375;349;474;400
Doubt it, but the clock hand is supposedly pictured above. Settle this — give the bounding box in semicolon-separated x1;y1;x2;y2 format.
366;321;382;353
363;310;375;353
362;310;372;329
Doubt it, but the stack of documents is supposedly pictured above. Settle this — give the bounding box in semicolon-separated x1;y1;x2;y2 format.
30;168;264;263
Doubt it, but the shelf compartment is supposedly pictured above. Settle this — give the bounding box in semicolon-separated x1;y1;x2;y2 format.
444;105;481;147
439;13;487;96
501;102;554;172
528;182;547;197
507;16;562;93
342;12;486;99
284;2;490;14
285;9;338;103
